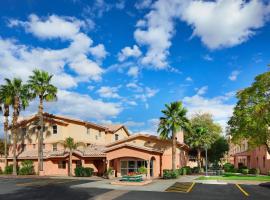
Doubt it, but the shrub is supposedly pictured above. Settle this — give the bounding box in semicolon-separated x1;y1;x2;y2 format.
19;160;35;175
0;167;2;174
4;165;13;174
242;169;249;175
163;169;179;179
138;166;147;174
179;166;192;175
223;163;234;172
74;166;93;177
249;168;260;175
191;167;200;174
268;171;270;176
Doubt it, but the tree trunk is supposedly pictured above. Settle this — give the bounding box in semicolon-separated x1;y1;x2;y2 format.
4;115;8;168
197;149;201;170
172;130;176;170
38;97;44;174
69;150;72;176
12;96;19;176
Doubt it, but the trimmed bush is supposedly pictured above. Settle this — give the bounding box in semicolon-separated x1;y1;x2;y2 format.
74;166;93;177
242;169;249;175
0;167;2;174
19;160;35;175
268;171;270;176
191;167;200;174
179;166;192;175
223;163;234;172
163;169;179;179
138;166;147;174
4;165;13;174
249;168;260;175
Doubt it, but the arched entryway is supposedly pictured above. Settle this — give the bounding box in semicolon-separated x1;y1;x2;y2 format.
150;156;156;177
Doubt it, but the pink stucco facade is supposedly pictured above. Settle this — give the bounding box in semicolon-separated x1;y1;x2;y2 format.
0;113;189;177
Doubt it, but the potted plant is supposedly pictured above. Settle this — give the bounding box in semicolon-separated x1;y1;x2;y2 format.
138;166;147;179
106;167;115;179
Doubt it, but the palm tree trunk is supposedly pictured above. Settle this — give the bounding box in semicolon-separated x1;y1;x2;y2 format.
12;97;19;175
172;130;176;170
197;149;201;170
69;151;72;176
38;97;44;173
4;116;8;168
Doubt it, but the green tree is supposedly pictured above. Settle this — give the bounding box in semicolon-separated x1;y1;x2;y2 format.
158;101;190;170
208;136;229;165
228;71;270;154
58;137;85;176
28;69;57;173
1;78;30;175
0;87;11;168
185;113;222;169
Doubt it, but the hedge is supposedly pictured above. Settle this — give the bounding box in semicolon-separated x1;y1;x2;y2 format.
74;166;94;177
163;169;179;179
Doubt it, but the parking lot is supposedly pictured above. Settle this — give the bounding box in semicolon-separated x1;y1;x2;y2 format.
0;177;269;200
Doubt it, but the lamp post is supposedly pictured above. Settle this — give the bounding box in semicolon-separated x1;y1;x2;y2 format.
205;145;208;177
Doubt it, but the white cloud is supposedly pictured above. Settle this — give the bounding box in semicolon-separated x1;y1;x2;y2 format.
97;86;121;99
202;54;213;61
124;121;145;127
183;90;235;132
196;86;208;95
135;87;159;102
46;90;122;120
126;82;143;92
1;14;105;88
89;44;107;60
185;76;193;82
127;66;139;78
135;0;152;10
118;45;142;62
181;0;270;49
229;70;240;81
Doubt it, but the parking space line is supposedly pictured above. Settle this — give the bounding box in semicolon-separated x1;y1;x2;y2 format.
186;182;195;193
16;179;78;187
235;184;249;197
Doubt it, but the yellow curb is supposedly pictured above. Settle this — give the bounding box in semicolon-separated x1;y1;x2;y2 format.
235;184;249;196
186;182;195;193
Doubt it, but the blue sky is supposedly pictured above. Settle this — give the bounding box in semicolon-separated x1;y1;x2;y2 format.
0;0;269;136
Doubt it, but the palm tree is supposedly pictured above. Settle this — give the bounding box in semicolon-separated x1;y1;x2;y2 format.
158;101;190;170
58;137;85;176
2;78;30;175
28;69;57;173
185;126;209;169
0;86;12;168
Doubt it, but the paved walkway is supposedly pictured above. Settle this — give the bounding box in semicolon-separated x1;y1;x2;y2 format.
73;175;200;192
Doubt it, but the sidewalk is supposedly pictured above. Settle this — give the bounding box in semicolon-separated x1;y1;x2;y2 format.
72;175;200;192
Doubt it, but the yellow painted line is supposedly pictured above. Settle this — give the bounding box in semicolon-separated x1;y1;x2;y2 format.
235;184;249;197
186;182;195;193
16;179;77;187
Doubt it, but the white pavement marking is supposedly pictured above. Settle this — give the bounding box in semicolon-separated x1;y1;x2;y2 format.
89;190;129;200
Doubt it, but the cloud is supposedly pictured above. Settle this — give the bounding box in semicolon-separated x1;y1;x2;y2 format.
135;0;152;10
46;90;122;120
202;54;213;61
134;87;159;102
1;14;105;88
185;76;193;82
229;70;240;81
181;0;270;49
127;66;139;78
196;86;208;95
97;86;121;99
124;121;145;127
118;45;142;62
183;91;235;132
89;44;107;60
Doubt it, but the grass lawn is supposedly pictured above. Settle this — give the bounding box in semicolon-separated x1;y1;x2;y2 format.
196;174;270;181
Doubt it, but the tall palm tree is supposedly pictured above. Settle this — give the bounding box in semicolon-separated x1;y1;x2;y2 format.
158;101;190;170
28;69;57;173
58;137;85;176
0;87;11;168
2;78;30;175
185;126;209;169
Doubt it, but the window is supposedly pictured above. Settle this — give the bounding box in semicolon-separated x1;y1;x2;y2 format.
22;144;26;150
120;160;147;175
115;134;119;141
53;144;57;151
58;161;66;169
263;156;266;168
86;128;90;134
52;125;57;134
33;144;36;149
87;143;91;147
95;135;98;140
76;160;82;168
99;131;101;137
43;144;45;149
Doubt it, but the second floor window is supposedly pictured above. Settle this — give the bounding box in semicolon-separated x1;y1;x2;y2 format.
53;144;57;151
33;144;36;149
43;144;45;149
115;134;119;141
22;144;26;150
99;131;101;137
86;128;90;134
53;125;57;134
22;128;27;136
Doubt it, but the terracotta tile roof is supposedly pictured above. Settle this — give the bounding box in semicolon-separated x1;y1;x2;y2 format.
104;143;164;154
